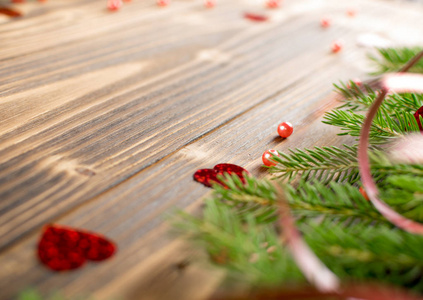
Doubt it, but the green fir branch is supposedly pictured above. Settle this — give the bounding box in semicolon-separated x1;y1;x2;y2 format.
323;107;420;144
369;47;423;75
268;145;360;184
334;81;377;111
173;200;303;286
288;178;423;225
303;221;423;291
200;174;423;228
212;174;278;224
176;46;423;295
175;185;423;291
385;93;423;114
267;145;423;185
334;83;423;114
285;180;384;225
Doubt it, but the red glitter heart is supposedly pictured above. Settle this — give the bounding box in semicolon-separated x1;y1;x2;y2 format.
193;163;249;188
0;7;22;17
244;12;269;22
37;225;116;271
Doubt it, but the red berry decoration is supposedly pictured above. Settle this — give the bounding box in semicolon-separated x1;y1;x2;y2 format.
414;105;423;132
262;149;280;167
346;78;362;89
157;0;169;7
193;163;249;188
204;0;215;8
320;17;331;28
0;7;22;17
331;40;343;53
352;78;362;86
244;12;269;22
347;9;356;17
277;121;294;138
266;0;281;9
107;0;122;11
38;225;116;271
359;187;370;201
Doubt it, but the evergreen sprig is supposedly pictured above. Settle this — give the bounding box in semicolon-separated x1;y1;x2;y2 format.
369;47;423;75
334;81;376;111
173;199;303;286
176;46;423;296
285;180;383;225
269;145;359;183
303;221;423;291
176;180;423;291
268;145;360;184
334;82;423;114
323;106;420;144
211;174;278;224
267;145;423;185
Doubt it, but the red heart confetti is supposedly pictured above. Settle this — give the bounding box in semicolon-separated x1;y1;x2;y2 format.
204;0;216;8
0;7;22;17
157;0;170;7
320;17;331;28
244;12;269;22
37;225;116;271
331;39;343;53
107;0;123;11
193;163;249;188
266;0;282;9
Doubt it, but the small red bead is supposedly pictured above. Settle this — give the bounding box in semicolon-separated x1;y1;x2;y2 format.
266;0;281;9
347;78;362;89
352;78;362;86
107;0;122;11
331;40;343;53
157;0;169;7
277;121;294;138
262;149;280;167
359;187;370;201
320;17;331;28
347;9;356;17
204;0;215;8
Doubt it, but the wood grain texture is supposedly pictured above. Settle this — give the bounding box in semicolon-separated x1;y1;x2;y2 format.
1;0;423;299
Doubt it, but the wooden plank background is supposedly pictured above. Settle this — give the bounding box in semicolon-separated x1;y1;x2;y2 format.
1;0;423;299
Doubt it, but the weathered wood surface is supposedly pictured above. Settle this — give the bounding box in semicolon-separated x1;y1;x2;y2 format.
1;0;423;299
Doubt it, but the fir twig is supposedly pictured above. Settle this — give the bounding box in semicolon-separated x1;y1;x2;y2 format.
269;145;360;184
176;46;423;295
369;47;423;75
323;107;420;144
173;199;303;286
